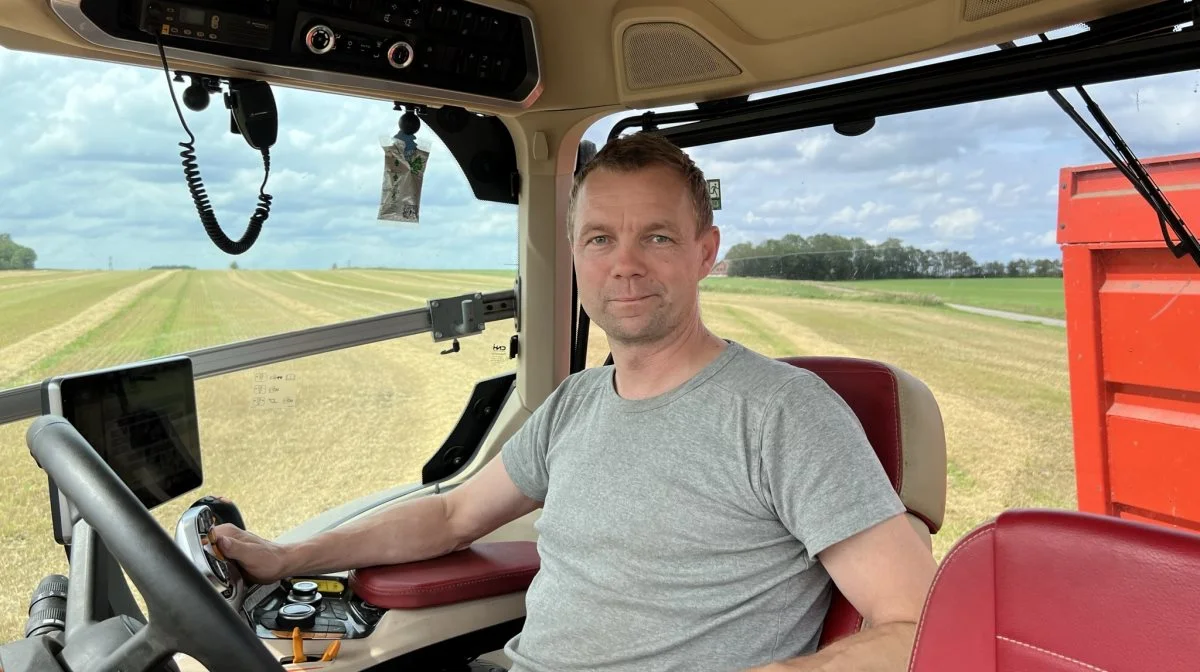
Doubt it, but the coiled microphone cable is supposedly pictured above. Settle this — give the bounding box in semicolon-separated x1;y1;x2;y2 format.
153;36;271;255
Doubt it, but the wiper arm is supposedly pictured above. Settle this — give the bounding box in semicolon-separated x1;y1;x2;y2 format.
1003;32;1200;268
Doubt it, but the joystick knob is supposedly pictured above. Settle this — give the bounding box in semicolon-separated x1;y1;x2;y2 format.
387;41;414;69
305;24;335;54
278;602;317;630
288;580;322;607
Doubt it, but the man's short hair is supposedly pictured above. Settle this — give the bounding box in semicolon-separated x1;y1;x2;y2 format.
567;133;714;241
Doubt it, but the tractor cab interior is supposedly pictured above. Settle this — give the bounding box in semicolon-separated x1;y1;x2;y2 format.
1;0;1200;670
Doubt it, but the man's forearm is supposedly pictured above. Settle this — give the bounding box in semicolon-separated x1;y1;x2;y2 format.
750;621;917;672
283;494;462;575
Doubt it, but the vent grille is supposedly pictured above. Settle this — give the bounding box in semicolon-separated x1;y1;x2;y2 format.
964;0;1044;21
622;22;741;90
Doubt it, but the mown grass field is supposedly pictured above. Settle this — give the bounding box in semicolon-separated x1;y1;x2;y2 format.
702;276;1066;318
0;270;1073;642
833;277;1066;318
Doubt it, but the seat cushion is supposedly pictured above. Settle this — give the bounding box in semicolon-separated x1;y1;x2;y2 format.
909;509;1200;672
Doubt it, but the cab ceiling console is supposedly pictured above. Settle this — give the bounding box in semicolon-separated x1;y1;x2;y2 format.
51;0;543;109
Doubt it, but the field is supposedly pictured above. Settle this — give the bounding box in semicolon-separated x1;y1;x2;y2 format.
702;276;1066;318
832;277;1067;318
0;270;1073;642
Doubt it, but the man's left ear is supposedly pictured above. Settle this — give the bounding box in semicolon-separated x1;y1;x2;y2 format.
700;225;721;277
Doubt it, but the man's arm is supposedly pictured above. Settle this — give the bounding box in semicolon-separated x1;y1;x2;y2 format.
747;514;937;672
213;456;541;581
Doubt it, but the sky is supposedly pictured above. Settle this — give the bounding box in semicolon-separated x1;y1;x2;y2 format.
1;31;1198;270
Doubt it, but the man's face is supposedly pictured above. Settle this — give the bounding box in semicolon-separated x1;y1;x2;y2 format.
570;164;719;346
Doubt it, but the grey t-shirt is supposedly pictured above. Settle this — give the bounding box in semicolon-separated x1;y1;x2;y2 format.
501;341;905;672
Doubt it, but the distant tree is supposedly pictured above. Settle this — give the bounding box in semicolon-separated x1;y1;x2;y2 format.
0;233;37;270
229;261;239;270
722;233;1064;281
332;262;339;270
981;261;1006;277
1033;258;1057;276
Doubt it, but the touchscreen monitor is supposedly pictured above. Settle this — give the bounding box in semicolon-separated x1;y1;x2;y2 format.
41;356;202;544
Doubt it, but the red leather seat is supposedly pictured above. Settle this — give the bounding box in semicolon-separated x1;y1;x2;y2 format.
777;357;947;648
909;509;1200;672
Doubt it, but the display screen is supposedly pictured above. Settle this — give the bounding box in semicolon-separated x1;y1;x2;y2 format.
178;7;206;25
54;358;202;510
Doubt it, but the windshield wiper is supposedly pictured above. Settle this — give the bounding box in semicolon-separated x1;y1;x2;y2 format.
1002;34;1200;268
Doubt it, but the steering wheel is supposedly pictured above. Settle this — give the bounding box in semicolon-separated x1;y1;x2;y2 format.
26;415;284;672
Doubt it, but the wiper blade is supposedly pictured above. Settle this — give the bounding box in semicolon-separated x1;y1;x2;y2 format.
1007;32;1200;268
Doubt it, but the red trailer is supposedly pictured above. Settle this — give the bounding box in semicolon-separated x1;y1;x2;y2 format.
1059;151;1200;533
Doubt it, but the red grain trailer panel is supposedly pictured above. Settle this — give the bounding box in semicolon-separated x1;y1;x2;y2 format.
1058;151;1200;533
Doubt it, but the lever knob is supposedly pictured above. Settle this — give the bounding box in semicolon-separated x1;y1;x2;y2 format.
278;602;317;630
387;41;414;69
305;25;335;54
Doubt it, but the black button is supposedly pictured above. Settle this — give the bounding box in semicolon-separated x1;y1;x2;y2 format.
472;13;491;39
433;45;457;70
461;51;477;76
487;16;505;41
429;4;445;28
491;56;508;82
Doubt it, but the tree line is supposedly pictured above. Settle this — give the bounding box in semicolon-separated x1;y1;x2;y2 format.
721;234;1062;281
0;234;36;270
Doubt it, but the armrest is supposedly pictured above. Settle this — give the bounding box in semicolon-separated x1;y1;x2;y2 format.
347;541;540;609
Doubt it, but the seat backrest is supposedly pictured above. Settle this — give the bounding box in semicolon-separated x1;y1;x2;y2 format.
778;357;947;648
908;509;1200;672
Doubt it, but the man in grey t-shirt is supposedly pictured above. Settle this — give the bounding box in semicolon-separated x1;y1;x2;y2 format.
499;340;911;671
213;132;936;672
491;133;936;671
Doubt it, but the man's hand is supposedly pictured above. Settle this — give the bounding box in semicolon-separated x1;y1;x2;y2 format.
209;524;293;584
746;514;937;671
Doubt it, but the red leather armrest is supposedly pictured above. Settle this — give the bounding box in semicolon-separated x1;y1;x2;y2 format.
347;541;540;609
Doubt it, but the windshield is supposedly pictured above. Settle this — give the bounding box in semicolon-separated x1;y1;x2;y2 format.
0;47;519;639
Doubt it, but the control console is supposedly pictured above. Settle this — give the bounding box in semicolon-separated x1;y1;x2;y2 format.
51;0;541;108
174;500;383;642
243;576;385;641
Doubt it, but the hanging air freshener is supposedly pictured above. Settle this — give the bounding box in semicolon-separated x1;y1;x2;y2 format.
378;107;429;225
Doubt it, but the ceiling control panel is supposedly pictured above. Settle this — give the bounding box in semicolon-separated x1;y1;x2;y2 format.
57;0;541;107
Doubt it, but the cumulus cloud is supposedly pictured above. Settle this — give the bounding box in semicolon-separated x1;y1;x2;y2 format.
932;208;984;240
584;54;1200;264
886;216;923;233
0;47;518;271
4;33;1200;270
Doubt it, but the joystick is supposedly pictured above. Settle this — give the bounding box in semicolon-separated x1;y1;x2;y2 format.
278;602;317;630
190;495;246;529
288;580;323;608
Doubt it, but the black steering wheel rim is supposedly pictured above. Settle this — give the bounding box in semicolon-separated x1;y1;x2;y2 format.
27;415;283;672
